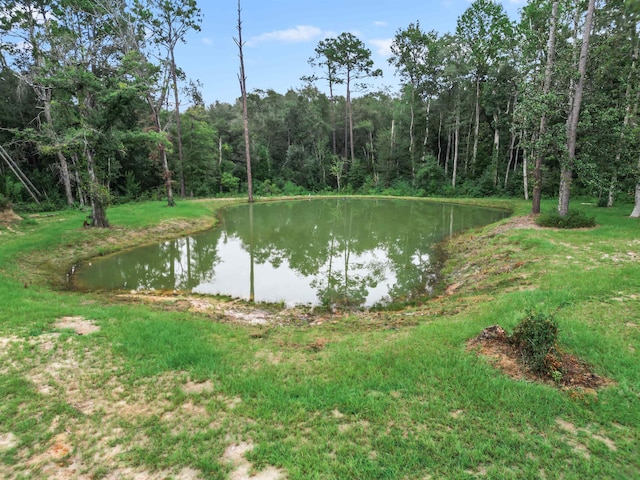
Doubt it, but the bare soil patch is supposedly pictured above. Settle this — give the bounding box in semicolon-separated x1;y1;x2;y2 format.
489;214;541;235
0;432;18;451
0;207;21;225
53;316;100;335
222;441;286;480
468;325;610;391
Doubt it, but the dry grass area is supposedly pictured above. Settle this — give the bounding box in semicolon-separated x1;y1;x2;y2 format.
0;322;288;479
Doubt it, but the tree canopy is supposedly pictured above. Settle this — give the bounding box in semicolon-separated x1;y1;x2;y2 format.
1;0;638;219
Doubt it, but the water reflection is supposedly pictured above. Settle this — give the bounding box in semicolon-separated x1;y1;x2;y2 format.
73;199;508;307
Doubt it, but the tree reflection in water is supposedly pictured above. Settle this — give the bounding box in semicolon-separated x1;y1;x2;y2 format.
73;199;508;308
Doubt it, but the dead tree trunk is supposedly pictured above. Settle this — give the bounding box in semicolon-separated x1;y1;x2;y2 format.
236;0;253;203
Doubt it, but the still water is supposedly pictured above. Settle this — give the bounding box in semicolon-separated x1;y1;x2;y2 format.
73;199;508;308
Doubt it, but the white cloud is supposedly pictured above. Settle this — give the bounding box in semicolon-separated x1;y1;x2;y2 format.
248;25;323;46
202;38;214;46
373;21;387;27
370;38;393;57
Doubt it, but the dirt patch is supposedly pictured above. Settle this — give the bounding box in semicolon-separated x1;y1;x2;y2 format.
556;418;618;459
53;316;100;335
0;207;21;225
0;432;18;450
222;441;286;480
183;379;215;394
489;214;541;235
467;325;609;390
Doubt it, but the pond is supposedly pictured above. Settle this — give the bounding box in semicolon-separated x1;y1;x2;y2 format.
72;198;509;308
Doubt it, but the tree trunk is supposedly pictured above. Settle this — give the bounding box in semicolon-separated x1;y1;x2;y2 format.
422;97;431;162
85;149;109;228
523;131;529;201
559;0;595;217
41;80;74;206
71;153;86;207
607;172;616;208
632;158;640;217
504;130;517;189
169;48;186;198
236;0;253;203
148;98;175;207
471;75;480;173
437;111;443;166
464;110;473;173
532;0;558;214
452;111;460;188
492;110;500;187
347;73;355;166
409;90;415;156
329;80;337;155
445;126;451;176
390;117;396;177
624;21;639;214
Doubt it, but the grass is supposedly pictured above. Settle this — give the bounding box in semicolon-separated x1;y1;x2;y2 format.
0;197;638;479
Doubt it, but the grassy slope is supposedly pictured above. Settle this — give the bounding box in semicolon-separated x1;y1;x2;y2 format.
0;198;638;479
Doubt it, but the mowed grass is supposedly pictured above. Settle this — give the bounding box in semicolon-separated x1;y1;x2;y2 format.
0;197;638;479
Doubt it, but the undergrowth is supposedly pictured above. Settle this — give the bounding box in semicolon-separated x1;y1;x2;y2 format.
536;209;596;229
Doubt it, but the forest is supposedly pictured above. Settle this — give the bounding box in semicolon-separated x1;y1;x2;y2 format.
1;0;639;224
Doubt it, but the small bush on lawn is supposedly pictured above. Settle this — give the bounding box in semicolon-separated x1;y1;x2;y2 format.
535;210;596;229
510;309;559;375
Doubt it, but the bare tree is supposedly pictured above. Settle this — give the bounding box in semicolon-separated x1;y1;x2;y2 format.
235;0;253;203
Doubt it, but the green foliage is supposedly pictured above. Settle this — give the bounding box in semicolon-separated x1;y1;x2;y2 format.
1;0;639;221
0;193;10;210
381;180;422;197
120;171;142;202
2;176;23;203
536;210;596;229
281;180;306;196
509;309;559;375
255;179;281;196
220;172;240;193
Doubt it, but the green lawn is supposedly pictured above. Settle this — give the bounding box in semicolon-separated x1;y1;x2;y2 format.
0;197;638;479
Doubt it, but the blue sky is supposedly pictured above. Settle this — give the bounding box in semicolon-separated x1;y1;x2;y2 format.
176;0;526;106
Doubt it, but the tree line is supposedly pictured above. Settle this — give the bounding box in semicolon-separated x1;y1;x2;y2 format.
1;0;639;225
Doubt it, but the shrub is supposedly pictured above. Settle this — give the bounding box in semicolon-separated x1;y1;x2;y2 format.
536;210;596;229
509;309;559;375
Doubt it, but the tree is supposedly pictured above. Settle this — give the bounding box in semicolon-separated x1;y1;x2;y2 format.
310;33;382;168
134;0;202;198
112;1;177;206
532;0;559;214
389;23;444;182
305;40;343;156
456;0;513;173
45;0;131;227
235;0;253;203
559;0;596;216
0;0;76;205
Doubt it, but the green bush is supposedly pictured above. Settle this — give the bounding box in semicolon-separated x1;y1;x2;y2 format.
535;210;596;229
509;309;559;375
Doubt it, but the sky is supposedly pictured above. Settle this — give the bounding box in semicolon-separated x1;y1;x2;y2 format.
176;0;527;106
